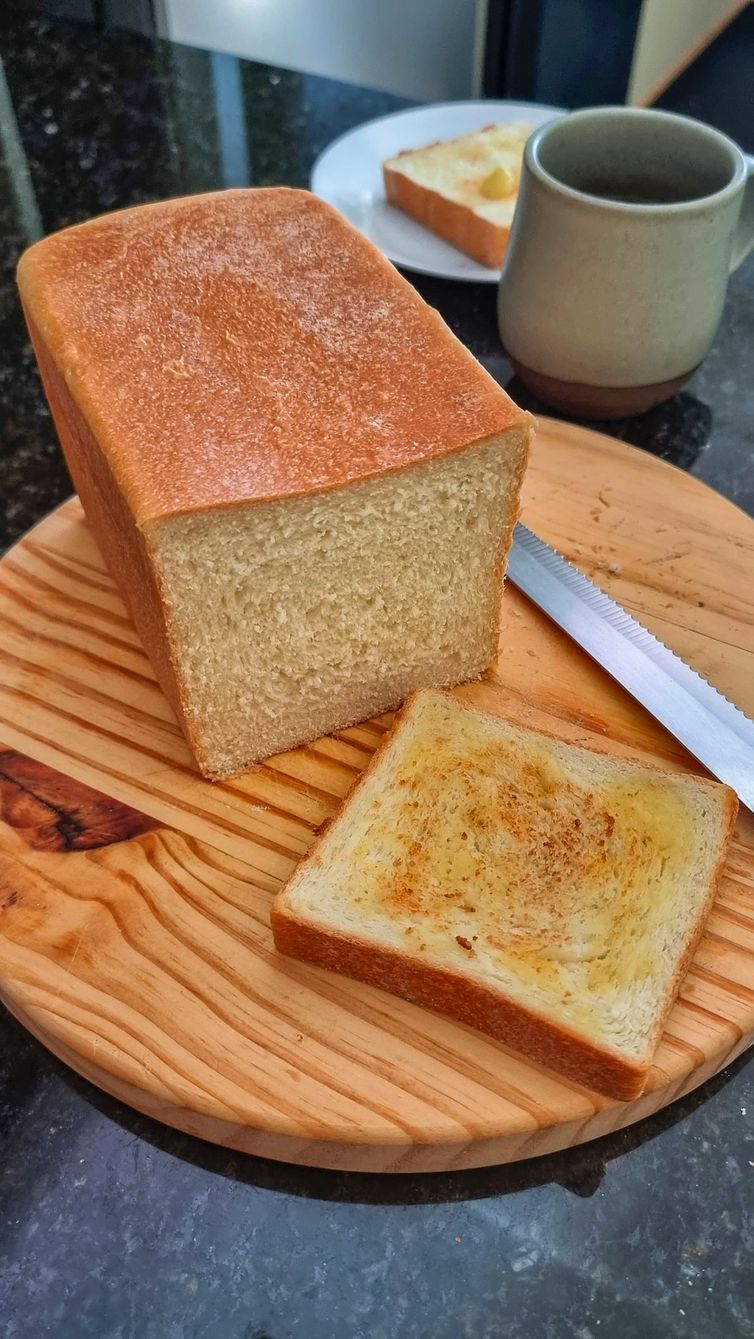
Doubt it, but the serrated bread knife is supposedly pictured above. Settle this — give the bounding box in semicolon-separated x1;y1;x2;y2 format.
507;524;754;810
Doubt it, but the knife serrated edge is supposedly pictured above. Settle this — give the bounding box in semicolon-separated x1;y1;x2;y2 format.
512;523;754;743
508;522;754;808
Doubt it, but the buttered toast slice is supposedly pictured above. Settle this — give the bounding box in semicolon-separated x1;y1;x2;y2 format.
272;690;737;1100
383;123;531;268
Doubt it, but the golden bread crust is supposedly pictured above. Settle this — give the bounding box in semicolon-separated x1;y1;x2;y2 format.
270;907;648;1100
22;309;212;767
17;187;524;525
642;781;738;1055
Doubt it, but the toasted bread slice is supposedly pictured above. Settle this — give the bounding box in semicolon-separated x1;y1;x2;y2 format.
383;123;531;268
272;689;737;1100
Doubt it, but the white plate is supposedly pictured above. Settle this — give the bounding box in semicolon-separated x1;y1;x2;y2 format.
311;99;565;283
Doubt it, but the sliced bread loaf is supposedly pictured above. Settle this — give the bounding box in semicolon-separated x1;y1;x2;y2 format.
17;189;530;778
272;689;737;1100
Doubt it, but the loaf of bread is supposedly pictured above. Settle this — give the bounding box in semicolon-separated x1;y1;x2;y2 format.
383;123;531;269
17;189;531;778
272;689;737;1100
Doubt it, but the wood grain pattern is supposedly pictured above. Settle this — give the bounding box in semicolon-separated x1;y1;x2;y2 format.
0;749;159;851
1;418;752;1172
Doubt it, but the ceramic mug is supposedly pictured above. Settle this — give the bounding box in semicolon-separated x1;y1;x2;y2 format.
498;106;754;418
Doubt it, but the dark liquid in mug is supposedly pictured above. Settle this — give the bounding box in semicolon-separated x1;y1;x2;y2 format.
572;173;705;205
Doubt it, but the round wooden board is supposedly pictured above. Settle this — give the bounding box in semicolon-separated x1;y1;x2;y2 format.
1;419;753;1173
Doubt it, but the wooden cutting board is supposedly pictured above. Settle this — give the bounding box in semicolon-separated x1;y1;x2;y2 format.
1;418;752;1173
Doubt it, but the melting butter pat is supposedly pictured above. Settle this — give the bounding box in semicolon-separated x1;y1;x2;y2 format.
479;165;516;199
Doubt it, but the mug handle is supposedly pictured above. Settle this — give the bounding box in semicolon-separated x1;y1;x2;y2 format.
730;154;754;272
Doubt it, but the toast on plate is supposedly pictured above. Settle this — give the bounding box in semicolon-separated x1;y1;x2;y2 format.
383;123;531;268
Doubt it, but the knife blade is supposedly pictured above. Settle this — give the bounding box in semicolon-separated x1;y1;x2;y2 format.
506;522;754;810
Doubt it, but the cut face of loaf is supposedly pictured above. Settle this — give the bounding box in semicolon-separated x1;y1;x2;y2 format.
17;188;530;778
272;690;737;1100
152;434;524;775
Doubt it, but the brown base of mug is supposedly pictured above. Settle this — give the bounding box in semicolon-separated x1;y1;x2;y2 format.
508;360;698;419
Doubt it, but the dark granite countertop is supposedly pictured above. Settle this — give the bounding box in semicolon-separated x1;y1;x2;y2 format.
0;12;752;1339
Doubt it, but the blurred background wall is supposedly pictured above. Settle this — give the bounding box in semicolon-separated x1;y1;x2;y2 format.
34;0;754;148
158;0;488;101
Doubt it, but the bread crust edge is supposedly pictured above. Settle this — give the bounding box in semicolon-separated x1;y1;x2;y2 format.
271;903;649;1101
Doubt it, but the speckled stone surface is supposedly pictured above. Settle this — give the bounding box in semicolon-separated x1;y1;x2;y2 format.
0;12;752;1339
